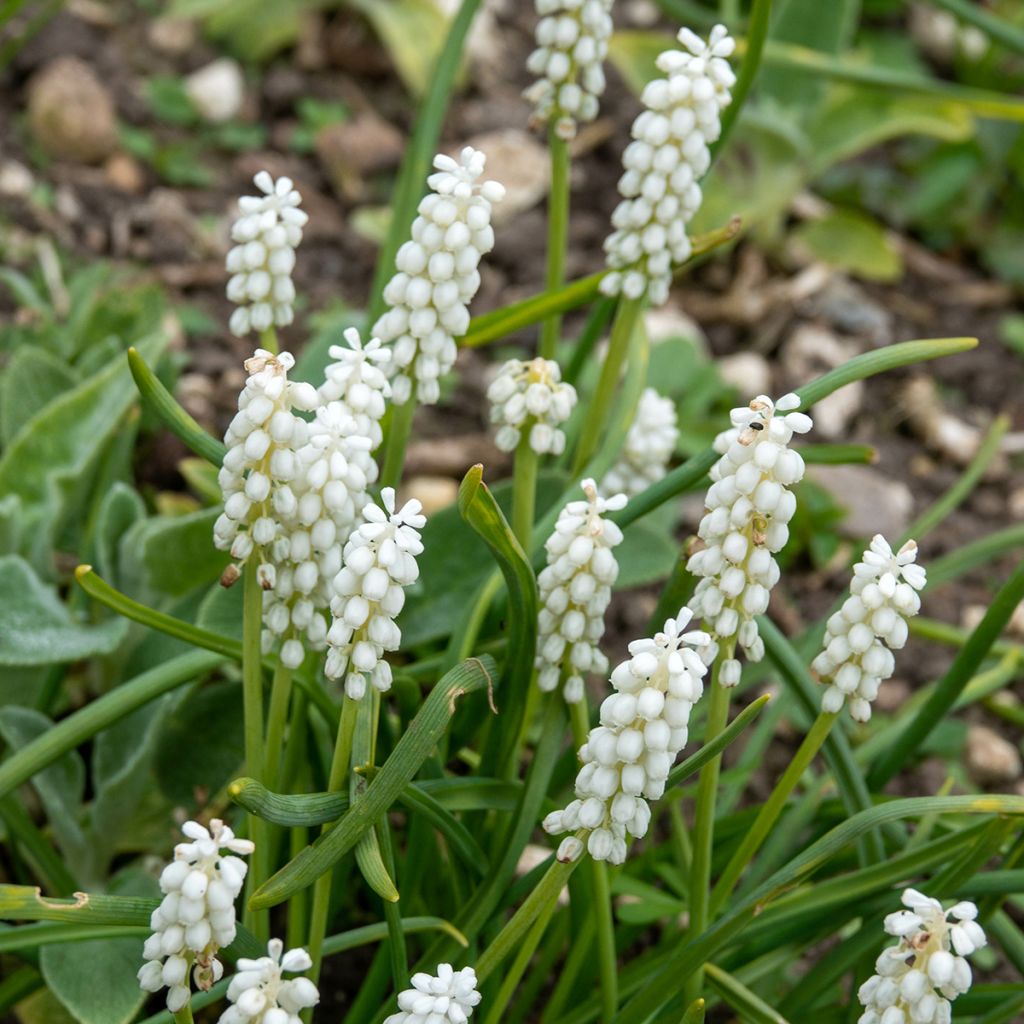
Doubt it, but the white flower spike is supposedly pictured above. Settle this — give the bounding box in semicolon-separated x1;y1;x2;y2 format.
524;0;615;140
857;889;986;1024
319;326;393;451
487;357;578;456
601;24;735;306
536;479;627;703
137;819;254;1013
601;387;679;497
213;350;319;582
687;393;812;685
814;535;926;722
384;964;481;1024
373;147;505;406
543;609;710;863
218;938;320;1024
226;173;308;337
326;488;427;699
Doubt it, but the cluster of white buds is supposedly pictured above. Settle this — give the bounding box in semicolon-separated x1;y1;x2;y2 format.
601;24;735;306
487;357;578;456
213;350;319;585
857;889;986;1024
815;535;926;722
326;489;426;699
373;148;505;406
137;820;253;1013
218;939;319;1024
543;609;710;863
524;0;615;140
318;327;392;450
226;173;307;337
536;479;627;703
687;393;812;686
601;387;678;497
384;964;481;1024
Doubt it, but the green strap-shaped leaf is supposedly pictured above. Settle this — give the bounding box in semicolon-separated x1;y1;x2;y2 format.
355;829;400;903
705;962;789;1024
613;795;1024;1024
458;466;538;779
249;655;497;909
127;347;227;466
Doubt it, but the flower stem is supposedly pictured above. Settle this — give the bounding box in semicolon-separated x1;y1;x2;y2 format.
259;325;279;355
380;394;416;492
264;660;295;788
539;129;570;361
476;852;579;983
571;297;644;474
708;709;837;917
684;651;732;1004
172;1004;195;1024
241;563;268;942
570;699;618;1021
511;432;540;549
307;696;360;989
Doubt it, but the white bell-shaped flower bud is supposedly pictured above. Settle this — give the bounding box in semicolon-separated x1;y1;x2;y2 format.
601;387;678;497
536;479;627;702
226;173;307;337
214;349;319;573
373;147;505;406
383;963;481;1024
524;0;615;140
326;488;427;699
543;608;710;863
137;819;254;1013
815;535;926;722
600;24;735;306
857;889;985;1024
318;326;393;451
687;393;813;682
217;938;320;1024
487;357;578;456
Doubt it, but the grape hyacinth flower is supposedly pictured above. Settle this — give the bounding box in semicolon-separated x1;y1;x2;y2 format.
213;350;319;584
857;889;986;1024
325;488;426;699
687;393;812;686
535;479;627;703
487;356;578;456
601;24;735;306
137;820;254;1013
226;172;308;337
373;148;505;405
601;386;678;497
543;609;710;864
383;964;481;1024
318;326;393;451
218;939;320;1024
524;0;615;140
815;535;926;722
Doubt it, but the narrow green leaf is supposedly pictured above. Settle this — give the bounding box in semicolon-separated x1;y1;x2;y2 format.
355;830;400;903
679;998;706;1024
928;525;1024;588
458;466;538;778
667;694;771;788
868;560;1024;788
250;656;497;909
126;346;226;466
800;444;877;466
0;651;221;801
705;962;789;1024
0;922;147;952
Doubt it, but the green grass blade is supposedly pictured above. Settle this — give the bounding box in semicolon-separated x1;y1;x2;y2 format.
127;347;226;466
250;655;497;909
458;465;539;779
0;650;222;801
927;524;1024;588
667;694;772;788
868;560;1024;788
705;962;789;1024
799;444;877;465
0;922;148;952
355;829;400;903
